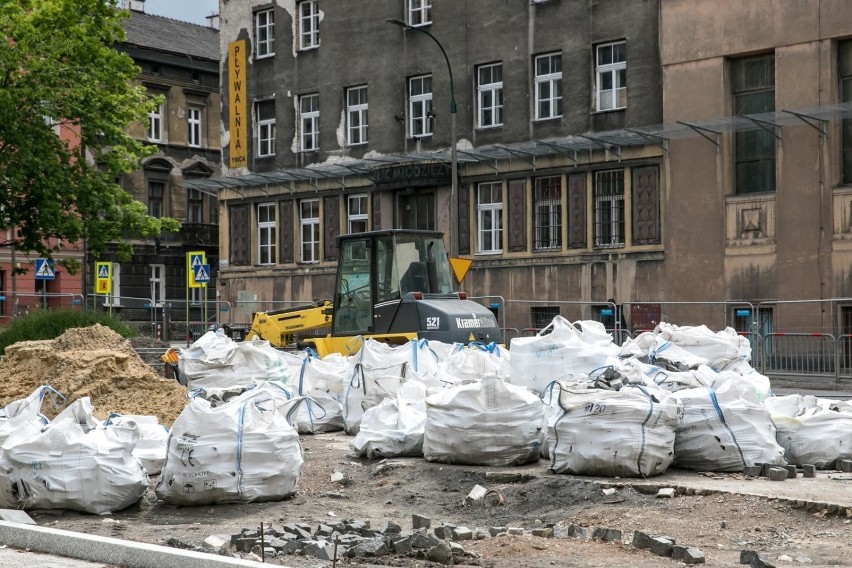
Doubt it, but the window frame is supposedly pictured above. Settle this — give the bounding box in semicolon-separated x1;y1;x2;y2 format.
593;169;625;248
187;188;204;224
299;93;320;152
533;176;562;251
408;0;432;27
409;75;433;138
841;40;852;184
187;106;202;147
256;99;276;157
147;180;164;218
346;85;368;146
150;263;166;308
732;53;776;194
300;198;321;263
534;52;562;121
477;181;503;254
477;62;503;129
347;193;369;234
255;8;275;59
257;202;277;266
595;41;627;112
104;263;121;307
298;0;319;50
147;102;163;142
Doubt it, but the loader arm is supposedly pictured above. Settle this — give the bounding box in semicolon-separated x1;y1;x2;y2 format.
244;300;334;347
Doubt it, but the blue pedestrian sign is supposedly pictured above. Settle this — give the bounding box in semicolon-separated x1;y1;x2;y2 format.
194;263;211;284
35;258;55;280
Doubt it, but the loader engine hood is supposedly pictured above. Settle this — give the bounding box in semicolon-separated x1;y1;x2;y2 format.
413;297;501;344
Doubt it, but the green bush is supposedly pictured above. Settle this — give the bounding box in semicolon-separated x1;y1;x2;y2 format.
0;309;139;355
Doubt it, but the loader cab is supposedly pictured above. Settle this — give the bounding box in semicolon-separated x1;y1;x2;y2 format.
332;230;453;336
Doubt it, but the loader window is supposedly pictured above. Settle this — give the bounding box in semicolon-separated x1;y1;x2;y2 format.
376;236;400;302
334;238;373;334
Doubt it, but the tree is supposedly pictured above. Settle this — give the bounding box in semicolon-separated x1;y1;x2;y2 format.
0;0;179;267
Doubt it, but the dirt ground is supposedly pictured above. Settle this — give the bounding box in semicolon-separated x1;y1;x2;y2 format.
25;430;852;568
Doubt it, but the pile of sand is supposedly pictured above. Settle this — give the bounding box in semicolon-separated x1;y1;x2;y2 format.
0;324;187;426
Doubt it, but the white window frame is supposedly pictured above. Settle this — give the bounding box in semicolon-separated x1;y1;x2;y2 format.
298;0;319;50
477;62;503;129
256;100;276;157
187;106;202;147
408;0;431;27
596;41;627;112
257;203;277;265
534;52;562;120
300;199;320;263
409;75;432;138
594;169;625;248
147;102;163;142
299;93;319;152
477;182;503;254
105;263;121;307
255;9;275;58
150;264;165;308
347;194;368;234
346;86;368;146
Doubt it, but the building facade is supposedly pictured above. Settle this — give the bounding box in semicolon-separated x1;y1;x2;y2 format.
205;0;666;331
95;2;221;336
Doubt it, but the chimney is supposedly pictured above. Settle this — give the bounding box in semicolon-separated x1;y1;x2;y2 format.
205;13;220;30
126;0;145;13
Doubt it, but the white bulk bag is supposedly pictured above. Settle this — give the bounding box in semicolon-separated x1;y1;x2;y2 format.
155;385;303;505
766;395;852;467
0;398;147;514
0;385;64;445
656;323;752;370
103;414;170;475
296;353;350;403
442;342;511;382
672;379;786;472
423;377;546;466
179;333;291;389
289;358;345;434
549;385;680;477
350;380;427;459
509;316;620;395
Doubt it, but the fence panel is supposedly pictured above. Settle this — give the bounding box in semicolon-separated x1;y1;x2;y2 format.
761;333;837;382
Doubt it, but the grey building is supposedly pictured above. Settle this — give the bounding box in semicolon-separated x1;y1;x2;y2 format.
201;0;665;331
95;1;221;337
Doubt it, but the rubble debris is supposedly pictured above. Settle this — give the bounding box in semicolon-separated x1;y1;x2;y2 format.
768;467;789;481
465;484;488;503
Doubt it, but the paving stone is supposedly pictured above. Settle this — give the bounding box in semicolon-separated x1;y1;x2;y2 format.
451;526;473;541
784;465;798;478
802;464;816;477
203;534;230;549
346;537;389;558
473;528;490;540
768;467;788;481
449;541;466;556
743;466;762;477
411;530;441;549
434;523;457;539
232;537;257;553
572;526;590;540
412;514;431;530
507;527;525;535
489;526;508;537
672;545;687;560
531;528;554;538
380;519;402;534
838;459;852;473
760;463;772;476
657;487;676;498
632;530;654;549
684;547;706;564
740;549;777;567
426;542;453;564
392;536;413;555
315;524;335;537
466;484;488;503
649;536;675;557
0;509;36;525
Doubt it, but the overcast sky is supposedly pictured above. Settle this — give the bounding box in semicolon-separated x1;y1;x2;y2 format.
142;0;219;25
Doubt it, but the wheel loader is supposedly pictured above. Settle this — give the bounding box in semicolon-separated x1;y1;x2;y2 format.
243;229;501;357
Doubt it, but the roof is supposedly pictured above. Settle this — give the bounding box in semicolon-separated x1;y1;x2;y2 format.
121;10;218;61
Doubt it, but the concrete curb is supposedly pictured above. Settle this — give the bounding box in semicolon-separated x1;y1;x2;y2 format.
0;521;273;568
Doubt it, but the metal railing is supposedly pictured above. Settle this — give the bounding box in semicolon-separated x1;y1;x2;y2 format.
0;291;84;319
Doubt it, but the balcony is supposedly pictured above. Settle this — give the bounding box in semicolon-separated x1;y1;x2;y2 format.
160;223;219;247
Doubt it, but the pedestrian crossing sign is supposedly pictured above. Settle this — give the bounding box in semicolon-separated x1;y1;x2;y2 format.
95;262;112;295
194;264;211;283
187;251;206;288
35;258;55;280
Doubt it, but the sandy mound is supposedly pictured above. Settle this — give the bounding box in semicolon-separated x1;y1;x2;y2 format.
0;324;187;426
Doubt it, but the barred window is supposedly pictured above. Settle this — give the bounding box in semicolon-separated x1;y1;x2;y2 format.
533;176;562;250
594;170;625;248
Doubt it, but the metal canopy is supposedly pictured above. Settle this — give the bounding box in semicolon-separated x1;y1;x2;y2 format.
185;101;852;191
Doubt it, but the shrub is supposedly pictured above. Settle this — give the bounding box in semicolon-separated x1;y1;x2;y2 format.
0;309;138;355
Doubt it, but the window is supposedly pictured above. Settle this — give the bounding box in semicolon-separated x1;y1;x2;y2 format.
300;199;320;263
147;102;163;142
535;53;562;120
147;181;164;218
255;9;274;58
346;86;368;146
347;194;368;233
594;169;625;248
300;93;319;152
298;1;319;50
256;100;276;157
409;75;432;138
841;41;852;183
477;63;503;128
533;176;562;250
408;0;431;26
399;192;435;230
596;41;626;111
733;54;775;194
257;203;276;265
150;264;165;308
187;106;202;147
477;182;503;253
187;188;203;224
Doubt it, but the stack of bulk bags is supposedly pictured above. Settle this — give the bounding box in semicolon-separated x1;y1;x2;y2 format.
350;380;428;459
156;384;303;505
423;377;546;466
548;384;680;477
509;317;620;395
0;398;147;514
178;331;291;389
671;374;786;471
765;395;852;468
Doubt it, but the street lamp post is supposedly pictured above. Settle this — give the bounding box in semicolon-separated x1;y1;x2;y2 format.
386;18;458;257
